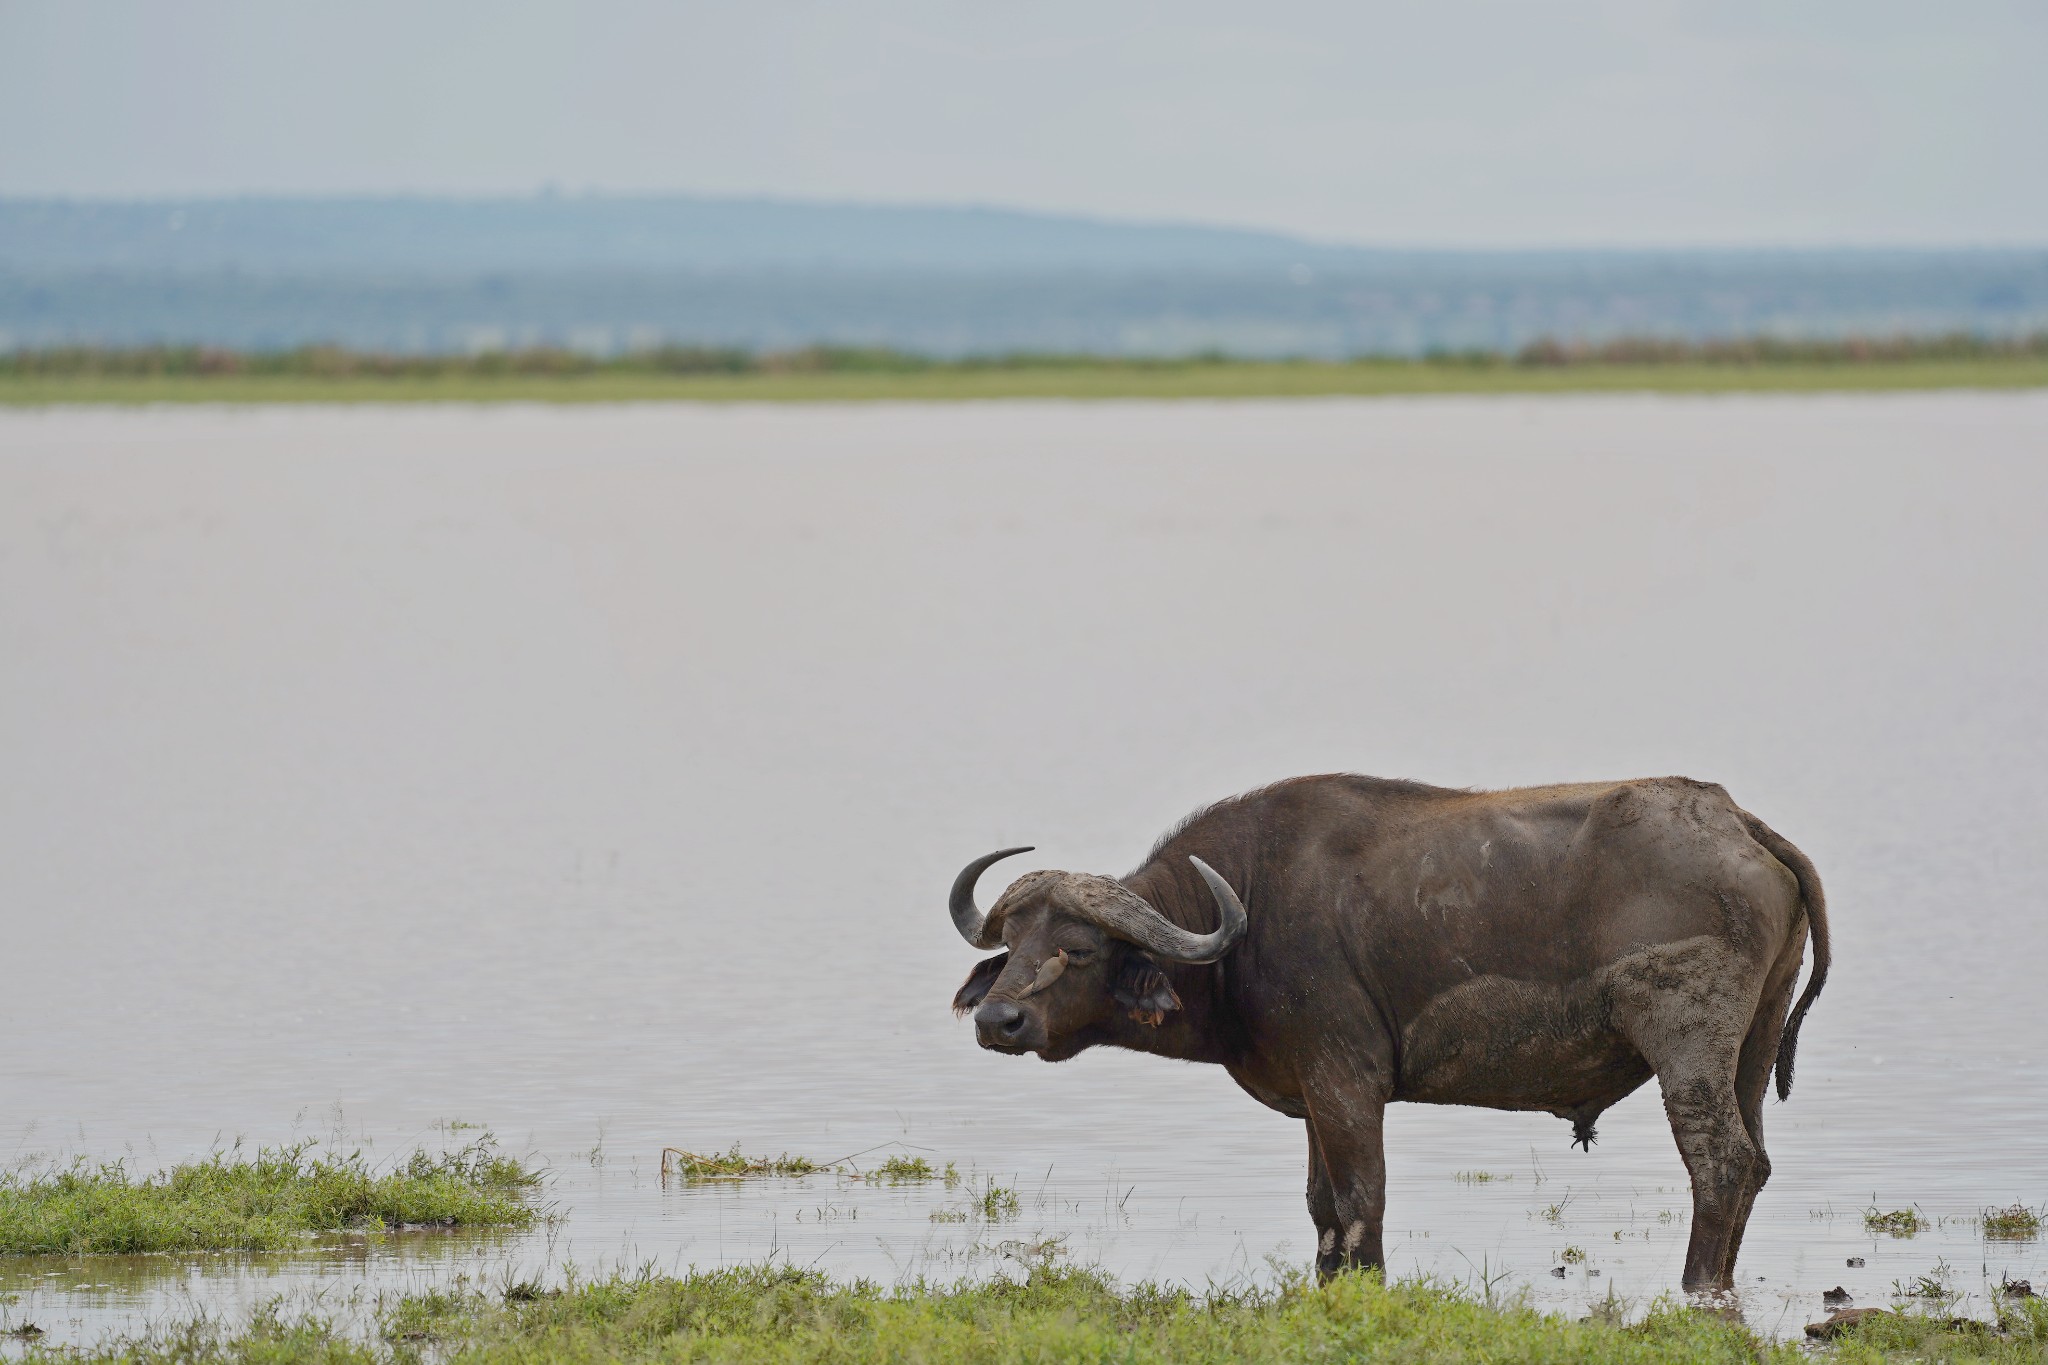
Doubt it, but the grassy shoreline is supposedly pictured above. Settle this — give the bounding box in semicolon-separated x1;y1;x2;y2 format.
14;1263;2046;1363
5;337;2047;403
0;1139;540;1256
6;356;2048;404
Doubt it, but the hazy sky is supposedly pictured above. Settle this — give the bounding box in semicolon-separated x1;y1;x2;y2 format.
4;0;2042;247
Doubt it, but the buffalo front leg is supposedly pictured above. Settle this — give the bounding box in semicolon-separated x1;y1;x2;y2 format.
1305;1124;1341;1274
1305;1092;1388;1281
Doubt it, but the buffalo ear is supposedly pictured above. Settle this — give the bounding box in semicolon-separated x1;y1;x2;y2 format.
1113;951;1182;1027
953;953;1009;1015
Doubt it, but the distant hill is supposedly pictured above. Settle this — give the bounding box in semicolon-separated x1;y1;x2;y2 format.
0;195;1375;274
4;197;2045;356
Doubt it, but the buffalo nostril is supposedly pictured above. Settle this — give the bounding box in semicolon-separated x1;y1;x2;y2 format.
975;1000;1025;1035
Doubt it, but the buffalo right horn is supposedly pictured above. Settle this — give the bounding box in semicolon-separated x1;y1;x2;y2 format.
949;846;1034;949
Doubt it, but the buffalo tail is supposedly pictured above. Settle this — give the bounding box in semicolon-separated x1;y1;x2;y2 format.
1742;811;1830;1101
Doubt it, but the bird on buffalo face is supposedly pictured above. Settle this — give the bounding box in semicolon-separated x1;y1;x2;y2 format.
947;772;1829;1294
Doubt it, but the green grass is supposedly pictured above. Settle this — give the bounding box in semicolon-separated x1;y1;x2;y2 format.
6;356;2048;404
5;337;2048;404
19;1263;2048;1364
0;1138;539;1255
1822;1305;2048;1364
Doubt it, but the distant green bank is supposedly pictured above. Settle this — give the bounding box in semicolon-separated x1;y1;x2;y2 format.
4;335;2047;404
0;1139;539;1255
15;1264;2045;1363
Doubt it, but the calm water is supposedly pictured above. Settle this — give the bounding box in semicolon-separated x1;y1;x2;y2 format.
2;395;2045;1345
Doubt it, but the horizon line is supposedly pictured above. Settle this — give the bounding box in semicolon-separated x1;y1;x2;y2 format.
5;192;2047;257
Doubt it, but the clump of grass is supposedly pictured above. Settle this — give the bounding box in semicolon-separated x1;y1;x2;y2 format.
865;1155;937;1184
0;1137;538;1255
1865;1206;1926;1237
1890;1258;1968;1317
23;1262;1870;1364
1560;1245;1587;1265
978;1180;1022;1221
1899;1268;1954;1301
1453;1171;1511;1184
927;1177;1022;1224
1982;1204;2043;1240
659;1144;824;1180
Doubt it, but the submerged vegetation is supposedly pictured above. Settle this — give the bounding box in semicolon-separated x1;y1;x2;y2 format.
1866;1207;1928;1238
975;1179;1023;1221
659;1145;967;1187
0;1138;539;1255
19;1263;2048;1364
3;333;2047;403
658;1145;826;1181
1984;1205;2044;1240
927;1177;1023;1224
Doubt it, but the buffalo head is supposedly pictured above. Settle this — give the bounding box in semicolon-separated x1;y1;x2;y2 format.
947;847;1246;1060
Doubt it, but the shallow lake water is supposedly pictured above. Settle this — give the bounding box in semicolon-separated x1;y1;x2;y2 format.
2;394;2045;1346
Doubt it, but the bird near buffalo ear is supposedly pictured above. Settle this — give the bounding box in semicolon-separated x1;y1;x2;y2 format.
953;953;1008;1014
1113;952;1181;1026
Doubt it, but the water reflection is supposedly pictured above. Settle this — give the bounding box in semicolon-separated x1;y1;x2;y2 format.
3;396;2046;1344
0;1229;527;1348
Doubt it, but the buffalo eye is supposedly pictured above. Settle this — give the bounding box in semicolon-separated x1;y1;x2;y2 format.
1113;951;1182;1026
952;953;1008;1015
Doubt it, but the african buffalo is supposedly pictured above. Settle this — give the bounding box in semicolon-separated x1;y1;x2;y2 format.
949;774;1829;1293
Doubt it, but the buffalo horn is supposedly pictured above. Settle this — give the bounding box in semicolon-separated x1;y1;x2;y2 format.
949;846;1034;949
1077;856;1248;964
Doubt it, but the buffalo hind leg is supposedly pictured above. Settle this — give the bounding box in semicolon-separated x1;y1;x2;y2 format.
1615;944;1760;1293
1718;939;1804;1283
1661;1065;1755;1292
1305;1091;1389;1281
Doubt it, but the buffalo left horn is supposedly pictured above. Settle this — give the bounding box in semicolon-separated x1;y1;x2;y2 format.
1073;856;1249;964
949;846;1034;949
